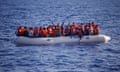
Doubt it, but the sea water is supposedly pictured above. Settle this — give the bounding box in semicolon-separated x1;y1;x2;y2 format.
0;0;120;72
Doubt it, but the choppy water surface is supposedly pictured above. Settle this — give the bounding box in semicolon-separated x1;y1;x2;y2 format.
0;0;120;72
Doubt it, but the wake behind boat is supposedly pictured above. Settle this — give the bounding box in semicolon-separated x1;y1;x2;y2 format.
15;22;111;45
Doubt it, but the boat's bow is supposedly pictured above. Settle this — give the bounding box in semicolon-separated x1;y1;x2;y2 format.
102;35;111;42
80;34;111;43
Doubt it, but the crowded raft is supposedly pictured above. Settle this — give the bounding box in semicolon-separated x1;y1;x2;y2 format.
16;22;99;38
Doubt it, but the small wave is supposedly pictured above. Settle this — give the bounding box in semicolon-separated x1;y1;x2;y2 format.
0;37;16;43
104;48;120;54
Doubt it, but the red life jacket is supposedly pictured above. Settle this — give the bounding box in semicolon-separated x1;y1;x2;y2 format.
71;23;76;30
51;29;57;36
19;27;25;36
38;28;42;35
56;24;61;29
76;28;80;35
47;27;53;34
65;28;70;33
17;26;21;36
42;28;48;36
95;26;99;32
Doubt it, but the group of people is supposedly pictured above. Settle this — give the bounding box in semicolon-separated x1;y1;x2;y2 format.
16;22;100;38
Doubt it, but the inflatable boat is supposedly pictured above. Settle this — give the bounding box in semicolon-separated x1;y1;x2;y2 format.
15;34;111;45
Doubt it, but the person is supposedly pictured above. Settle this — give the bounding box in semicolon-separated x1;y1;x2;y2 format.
18;26;26;36
71;22;77;35
16;26;22;36
84;24;89;35
55;23;61;36
28;27;35;37
64;26;71;36
47;25;53;37
34;27;39;37
37;27;42;37
61;24;64;36
78;23;85;35
51;26;57;37
76;27;82;39
72;22;76;28
23;26;28;36
41;28;48;37
89;24;94;35
94;25;99;35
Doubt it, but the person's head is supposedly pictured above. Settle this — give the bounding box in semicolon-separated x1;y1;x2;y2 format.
21;26;25;29
24;26;27;29
29;27;32;30
17;26;22;29
72;22;75;24
43;28;46;30
52;26;55;29
96;25;99;27
57;23;60;26
91;22;94;24
39;27;42;29
31;27;34;30
80;23;83;25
